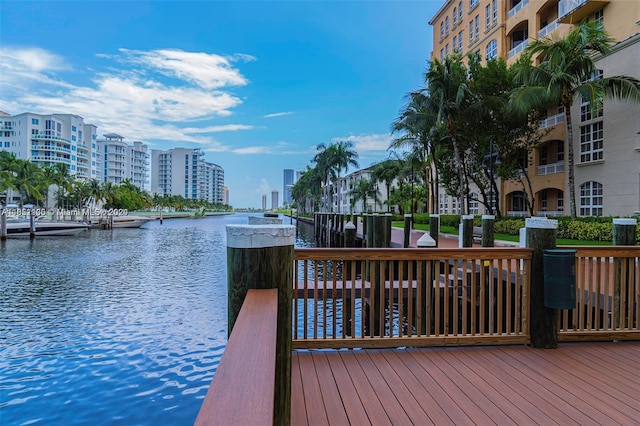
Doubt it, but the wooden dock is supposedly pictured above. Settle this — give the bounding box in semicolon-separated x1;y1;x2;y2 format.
292;342;640;425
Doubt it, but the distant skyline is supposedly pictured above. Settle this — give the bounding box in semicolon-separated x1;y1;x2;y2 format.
0;1;441;208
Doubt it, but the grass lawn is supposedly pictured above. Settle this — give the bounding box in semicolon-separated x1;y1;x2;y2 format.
391;221;613;246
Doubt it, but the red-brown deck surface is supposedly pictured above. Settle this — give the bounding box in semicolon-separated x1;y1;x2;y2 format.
291;342;640;425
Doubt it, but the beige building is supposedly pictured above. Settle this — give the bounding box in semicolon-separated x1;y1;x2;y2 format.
429;0;640;216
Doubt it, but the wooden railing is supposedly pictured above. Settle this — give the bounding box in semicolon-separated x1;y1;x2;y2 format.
293;248;533;349
558;246;640;341
195;289;278;426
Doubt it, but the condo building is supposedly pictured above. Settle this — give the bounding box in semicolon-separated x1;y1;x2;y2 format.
429;0;640;216
283;169;295;205
0;112;99;180
151;147;225;203
96;133;149;190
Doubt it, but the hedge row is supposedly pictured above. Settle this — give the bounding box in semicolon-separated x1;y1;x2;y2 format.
389;213;640;243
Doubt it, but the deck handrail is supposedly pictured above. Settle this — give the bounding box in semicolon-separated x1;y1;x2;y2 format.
195;289;279;426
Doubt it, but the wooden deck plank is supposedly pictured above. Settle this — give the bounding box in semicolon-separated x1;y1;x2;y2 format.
296;352;329;426
493;346;636;425
291;352;308;426
309;352;350;425
291;343;640;426
320;351;371;425
444;347;570;426
357;350;431;424
337;351;391;425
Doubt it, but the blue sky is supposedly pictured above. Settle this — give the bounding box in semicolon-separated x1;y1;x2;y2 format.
0;1;442;208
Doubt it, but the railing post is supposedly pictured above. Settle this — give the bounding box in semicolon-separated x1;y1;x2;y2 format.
482;215;495;247
226;224;294;425
429;214;439;247
403;213;412;248
460;214;474;248
525;217;558;349
613;218;637;328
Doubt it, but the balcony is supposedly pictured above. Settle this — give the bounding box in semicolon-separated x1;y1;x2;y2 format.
539;112;565;129
31;156;71;165
538;19;560;38
508;39;529;58
31;144;71;154
508;0;529;18
507;210;529;217
537;161;564;175
32;134;71;143
536;210;564;217
558;0;609;23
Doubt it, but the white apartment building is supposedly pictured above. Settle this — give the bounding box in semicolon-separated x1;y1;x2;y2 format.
0;112;98;180
151;147;225;202
96;133;149;190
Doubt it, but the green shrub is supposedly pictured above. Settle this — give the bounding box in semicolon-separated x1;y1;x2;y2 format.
495;218;525;235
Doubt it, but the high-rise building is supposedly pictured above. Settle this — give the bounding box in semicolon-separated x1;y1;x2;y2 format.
429;0;640;216
0;112;99;181
223;186;229;205
150;147;224;202
271;190;279;211
283;169;295;205
262;194;267;210
97;133;149;190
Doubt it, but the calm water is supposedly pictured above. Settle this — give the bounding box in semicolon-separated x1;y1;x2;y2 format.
0;213;313;425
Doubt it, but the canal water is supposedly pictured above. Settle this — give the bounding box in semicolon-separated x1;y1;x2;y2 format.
0;213;314;425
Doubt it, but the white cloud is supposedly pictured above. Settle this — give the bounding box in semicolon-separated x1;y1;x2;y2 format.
0;46;255;146
263;111;293;118
332;133;393;152
256;178;271;195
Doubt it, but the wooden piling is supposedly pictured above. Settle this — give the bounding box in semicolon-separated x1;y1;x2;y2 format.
226;224;294;425
526;217;558;349
613;218;637;328
403;214;412;248
460;214;474;248
29;208;36;239
429;214;439;247
0;207;6;240
481;214;495;247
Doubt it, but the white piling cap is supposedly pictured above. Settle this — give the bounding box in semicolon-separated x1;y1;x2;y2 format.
613;218;637;225
482;215;495;220
417;233;437;247
227;225;296;248
525;217;558;229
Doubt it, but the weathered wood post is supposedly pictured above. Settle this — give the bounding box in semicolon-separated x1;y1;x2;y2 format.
481;214;495;248
226;224;294;425
403;213;412;248
429;214;439;247
361;214;368;245
29;208;36;239
612;218;637;328
0;206;7;240
526;217;558;349
460;214;474;248
382;213;392;248
344;221;357;334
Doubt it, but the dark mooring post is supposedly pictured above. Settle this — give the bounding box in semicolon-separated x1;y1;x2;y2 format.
344;221;357;334
0;206;7;241
403;213;412;248
526;217;558;349
613;218;637;328
460;214;474;248
481;214;495;247
226;224;294;425
429;214;439;247
383;213;392;248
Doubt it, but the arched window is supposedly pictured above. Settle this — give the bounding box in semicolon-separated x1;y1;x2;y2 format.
486;39;497;60
579;181;603;216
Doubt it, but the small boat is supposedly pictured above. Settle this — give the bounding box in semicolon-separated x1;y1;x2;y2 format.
5;220;90;237
111;215;154;228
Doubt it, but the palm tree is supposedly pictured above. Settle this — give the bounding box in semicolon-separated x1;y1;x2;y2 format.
13;159;43;206
87;179;103;208
511;21;640;219
349;177;375;213
0;152;18;204
52;163;72;209
371;159;402;212
330;141;359;214
425;55;475;215
313;141;359;213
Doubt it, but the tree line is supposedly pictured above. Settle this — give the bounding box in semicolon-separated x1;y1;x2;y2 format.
0;151;231;212
292;21;640;219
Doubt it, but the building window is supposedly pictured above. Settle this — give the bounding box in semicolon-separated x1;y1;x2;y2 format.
453;7;457;26
440;22;444;39
580;122;604;163
475;15;480;39
470;0;479;10
445;44;449;56
469;193;479;214
593;8;603;26
557;140;564;162
453;36;457;51
492;0;497;23
32;118;39;125
458;31;463;50
486;39;497;60
540;146;548;165
72;126;77;132
557;191;564;212
440;49;444;60
580;181;603;216
445;16;450;34
439;193;449;214
540;190;547;211
581;101;603;122
486;5;491;28
459;1;463;20
470;20;474;42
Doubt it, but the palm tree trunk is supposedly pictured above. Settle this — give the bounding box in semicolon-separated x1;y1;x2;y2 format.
565;107;577;219
450;134;467;215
